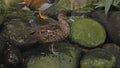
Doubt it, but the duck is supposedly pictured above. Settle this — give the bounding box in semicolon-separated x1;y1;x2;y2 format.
21;0;59;19
26;10;71;55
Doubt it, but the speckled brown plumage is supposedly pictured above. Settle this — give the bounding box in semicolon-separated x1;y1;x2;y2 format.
26;11;71;55
32;11;70;43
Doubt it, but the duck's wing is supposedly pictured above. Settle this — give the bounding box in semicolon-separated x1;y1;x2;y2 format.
32;24;62;43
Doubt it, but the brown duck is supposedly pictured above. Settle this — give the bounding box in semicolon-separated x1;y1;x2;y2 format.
27;11;71;55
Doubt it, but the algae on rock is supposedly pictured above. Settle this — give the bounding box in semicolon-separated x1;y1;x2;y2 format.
1;0;34;22
2;19;32;47
3;0;22;9
0;34;5;64
0;0;6;25
103;43;120;68
70;18;106;48
91;11;120;45
80;48;116;68
27;43;82;68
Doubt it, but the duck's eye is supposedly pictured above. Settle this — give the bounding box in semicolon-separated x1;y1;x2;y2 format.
47;0;56;4
30;31;35;35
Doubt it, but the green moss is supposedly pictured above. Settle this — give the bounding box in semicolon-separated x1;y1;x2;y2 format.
28;55;60;68
5;10;34;22
3;0;22;9
27;43;82;68
0;0;6;25
71;18;106;48
0;34;5;64
2;19;31;46
44;0;71;18
57;0;71;10
81;48;116;68
103;43;120;68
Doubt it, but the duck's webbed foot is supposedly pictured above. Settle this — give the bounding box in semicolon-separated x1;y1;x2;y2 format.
49;43;59;55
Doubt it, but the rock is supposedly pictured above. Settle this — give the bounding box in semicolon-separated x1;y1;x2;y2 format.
70;18;106;48
45;0;87;19
0;33;6;64
4;44;22;66
5;10;34;23
0;0;34;24
3;0;22;9
0;15;4;25
45;0;92;19
57;0;71;10
91;10;120;45
1;0;34;23
2;19;32;47
0;0;6;25
0;64;7;68
44;0;71;19
0;35;5;56
26;43;82;68
103;43;120;68
80;48;116;68
107;12;120;44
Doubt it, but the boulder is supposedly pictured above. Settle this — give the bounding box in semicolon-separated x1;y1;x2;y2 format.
2;19;32;47
0;34;6;64
80;48;116;68
103;43;120;68
70;18;106;48
91;10;120;45
26;43;82;68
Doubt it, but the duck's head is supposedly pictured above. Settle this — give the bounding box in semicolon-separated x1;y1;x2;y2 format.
58;10;72;21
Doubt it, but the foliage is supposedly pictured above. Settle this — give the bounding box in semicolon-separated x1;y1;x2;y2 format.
94;0;120;14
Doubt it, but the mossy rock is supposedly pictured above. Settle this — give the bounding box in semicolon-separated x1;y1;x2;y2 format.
5;10;34;23
3;0;22;9
103;43;120;68
0;35;5;54
107;12;120;45
0;0;6;25
4;45;22;65
0;34;5;64
80;48;116;68
57;0;71;10
44;0;71;18
0;0;34;23
70;18;106;48
91;11;120;45
27;43;82;68
0;64;7;68
2;19;32;47
0;16;4;25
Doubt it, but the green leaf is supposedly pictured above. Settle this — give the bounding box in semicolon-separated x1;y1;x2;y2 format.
113;0;120;6
105;0;113;15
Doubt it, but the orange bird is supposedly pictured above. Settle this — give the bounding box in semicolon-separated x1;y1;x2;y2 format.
23;0;59;19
